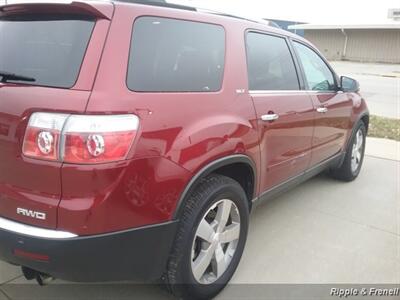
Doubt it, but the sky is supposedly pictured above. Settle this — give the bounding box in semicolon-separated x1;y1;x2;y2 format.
171;0;400;24
0;0;399;24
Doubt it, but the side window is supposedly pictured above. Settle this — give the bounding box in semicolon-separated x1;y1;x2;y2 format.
293;42;336;91
246;32;299;91
127;17;225;92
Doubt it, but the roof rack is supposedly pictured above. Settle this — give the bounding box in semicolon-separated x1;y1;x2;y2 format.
117;0;274;27
196;8;271;26
117;0;196;11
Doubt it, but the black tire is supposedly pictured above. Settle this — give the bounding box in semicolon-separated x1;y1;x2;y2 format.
165;174;249;300
330;121;367;182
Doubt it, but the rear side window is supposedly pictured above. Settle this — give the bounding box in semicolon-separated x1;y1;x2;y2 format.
0;15;95;88
246;32;299;91
127;17;225;92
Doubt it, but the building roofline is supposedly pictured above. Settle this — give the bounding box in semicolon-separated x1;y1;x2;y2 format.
289;24;400;30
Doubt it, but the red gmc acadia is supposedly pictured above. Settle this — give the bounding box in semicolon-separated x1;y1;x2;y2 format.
0;0;369;299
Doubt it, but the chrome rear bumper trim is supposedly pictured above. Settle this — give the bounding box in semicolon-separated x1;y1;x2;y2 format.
0;216;77;239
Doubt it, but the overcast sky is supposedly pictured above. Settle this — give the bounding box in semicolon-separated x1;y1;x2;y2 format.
0;0;399;24
171;0;400;24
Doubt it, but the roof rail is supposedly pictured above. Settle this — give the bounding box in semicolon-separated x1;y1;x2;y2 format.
196;7;271;26
117;0;273;27
117;0;196;11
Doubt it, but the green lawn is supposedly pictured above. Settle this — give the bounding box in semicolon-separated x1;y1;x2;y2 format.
368;115;400;141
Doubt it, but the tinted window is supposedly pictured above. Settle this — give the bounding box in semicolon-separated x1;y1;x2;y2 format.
0;15;95;88
127;17;225;92
246;32;299;91
293;42;336;91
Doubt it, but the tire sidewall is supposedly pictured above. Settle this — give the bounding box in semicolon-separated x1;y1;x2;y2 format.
177;180;249;299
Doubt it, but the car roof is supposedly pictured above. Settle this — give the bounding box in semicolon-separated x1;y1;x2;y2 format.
0;0;307;42
113;0;306;40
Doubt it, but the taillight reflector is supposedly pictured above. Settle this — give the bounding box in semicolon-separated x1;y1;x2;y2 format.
14;248;50;262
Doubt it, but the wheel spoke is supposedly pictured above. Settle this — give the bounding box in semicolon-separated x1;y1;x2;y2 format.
215;200;231;233
357;132;363;150
212;244;228;278
351;160;357;171
192;245;215;281
219;223;240;243
196;219;215;243
356;151;362;162
352;145;357;157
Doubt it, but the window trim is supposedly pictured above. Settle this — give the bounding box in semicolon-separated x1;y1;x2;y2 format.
244;29;302;93
126;15;226;94
289;38;340;93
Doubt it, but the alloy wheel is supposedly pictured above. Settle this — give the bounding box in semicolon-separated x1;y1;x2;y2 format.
191;199;241;284
351;128;364;173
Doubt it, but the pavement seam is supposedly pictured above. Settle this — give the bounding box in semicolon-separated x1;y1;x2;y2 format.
0;276;23;287
365;154;400;163
362;73;400;78
0;288;12;300
311;208;400;238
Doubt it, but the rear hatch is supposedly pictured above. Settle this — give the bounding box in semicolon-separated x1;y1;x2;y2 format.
0;2;112;229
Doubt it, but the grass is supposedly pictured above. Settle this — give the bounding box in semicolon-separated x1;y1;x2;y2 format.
368;115;400;141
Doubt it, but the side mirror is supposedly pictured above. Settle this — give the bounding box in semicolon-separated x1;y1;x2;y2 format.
340;76;360;93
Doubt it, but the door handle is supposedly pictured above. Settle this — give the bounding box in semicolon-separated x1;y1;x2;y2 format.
261;113;279;122
316;107;328;113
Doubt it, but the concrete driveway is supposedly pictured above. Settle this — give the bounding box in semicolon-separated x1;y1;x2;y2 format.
330;61;400;119
0;137;399;299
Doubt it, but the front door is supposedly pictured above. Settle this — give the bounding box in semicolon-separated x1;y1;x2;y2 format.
246;32;314;191
292;41;353;165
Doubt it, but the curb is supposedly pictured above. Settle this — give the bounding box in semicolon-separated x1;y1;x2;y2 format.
360;72;400;78
365;137;400;161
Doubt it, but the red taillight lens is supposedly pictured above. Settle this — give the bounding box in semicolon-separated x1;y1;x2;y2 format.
63;131;136;163
22;113;139;164
23;128;60;161
22;113;68;161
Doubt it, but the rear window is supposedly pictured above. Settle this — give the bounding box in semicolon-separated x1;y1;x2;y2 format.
0;15;95;88
127;17;225;93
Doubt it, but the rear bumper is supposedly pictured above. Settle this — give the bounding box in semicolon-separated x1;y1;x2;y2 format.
0;217;178;282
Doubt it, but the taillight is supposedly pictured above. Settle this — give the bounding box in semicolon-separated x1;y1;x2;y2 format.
22;113;139;164
22;113;68;161
62;115;139;163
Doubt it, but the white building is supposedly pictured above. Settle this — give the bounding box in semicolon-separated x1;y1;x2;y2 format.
290;22;400;64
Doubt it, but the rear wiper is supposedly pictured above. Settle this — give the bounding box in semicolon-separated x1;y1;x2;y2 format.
0;71;36;83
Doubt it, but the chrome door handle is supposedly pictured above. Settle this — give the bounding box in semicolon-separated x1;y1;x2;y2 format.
261;113;279;121
316;107;328;113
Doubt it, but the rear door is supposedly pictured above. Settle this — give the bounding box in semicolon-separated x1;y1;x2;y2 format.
292;41;353;165
0;4;111;229
246;31;314;191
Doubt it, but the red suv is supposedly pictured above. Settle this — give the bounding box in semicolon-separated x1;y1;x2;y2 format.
0;1;369;299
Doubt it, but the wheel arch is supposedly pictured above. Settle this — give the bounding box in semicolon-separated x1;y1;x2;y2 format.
360;114;370;131
350;112;370;145
172;154;257;220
